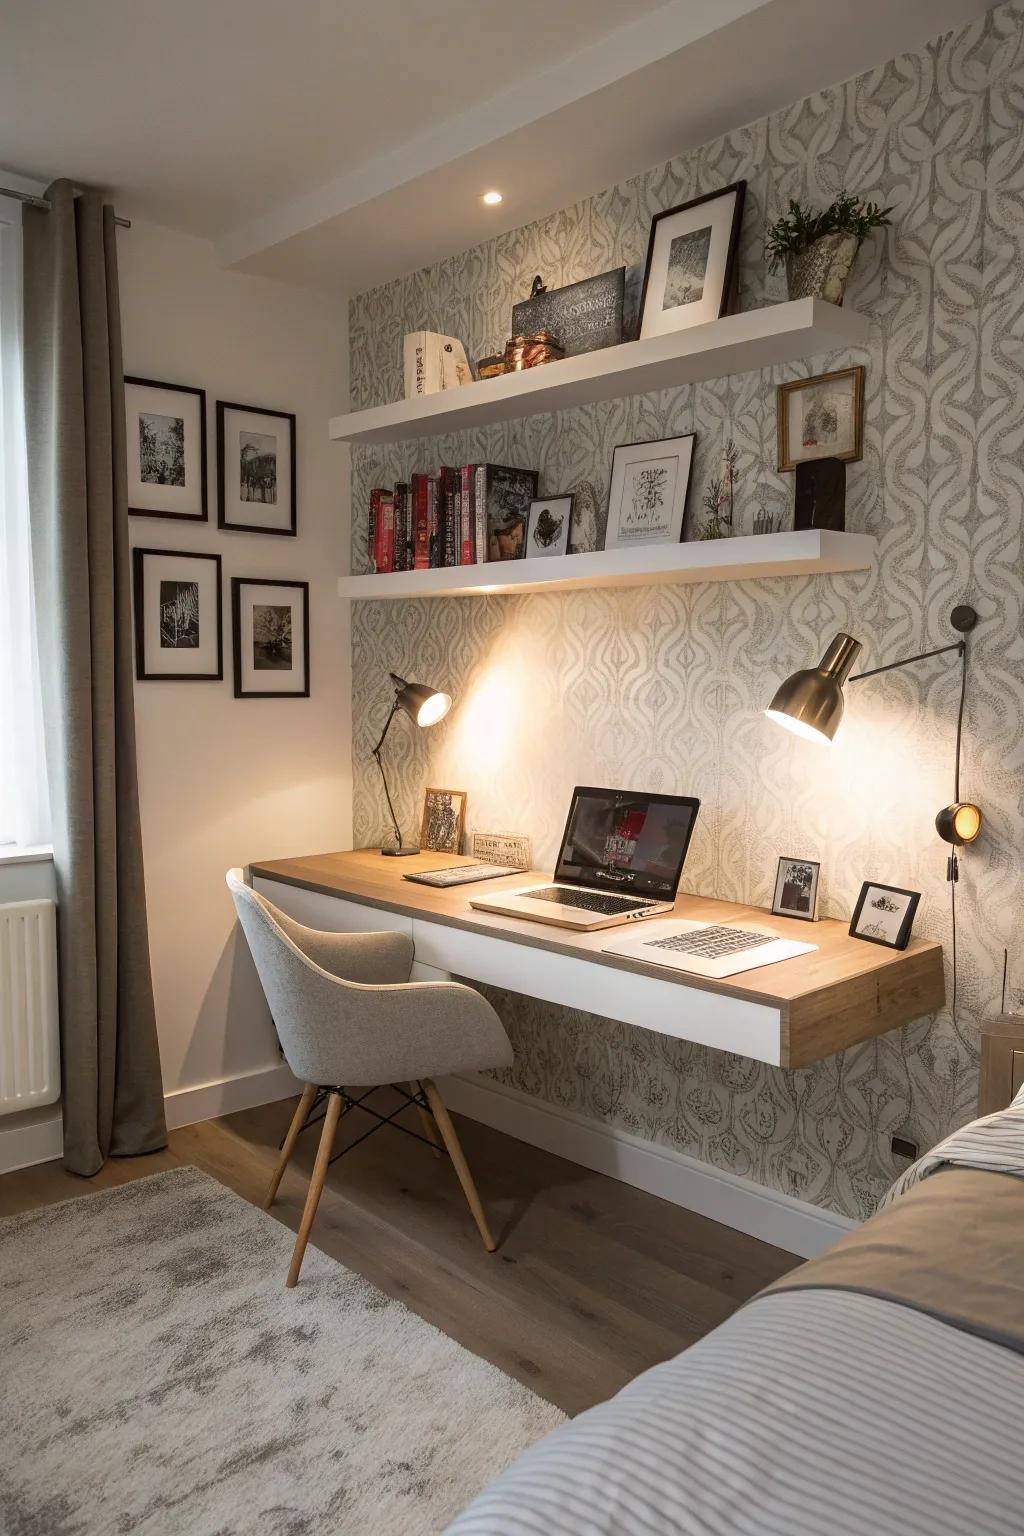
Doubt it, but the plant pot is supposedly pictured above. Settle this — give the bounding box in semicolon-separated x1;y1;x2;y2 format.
786;233;861;305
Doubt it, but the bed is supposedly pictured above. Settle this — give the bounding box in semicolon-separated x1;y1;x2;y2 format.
447;1090;1024;1535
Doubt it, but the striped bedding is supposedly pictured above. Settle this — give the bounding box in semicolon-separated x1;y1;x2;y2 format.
447;1091;1024;1535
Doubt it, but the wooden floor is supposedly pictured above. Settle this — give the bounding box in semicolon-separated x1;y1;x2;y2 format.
0;1092;799;1415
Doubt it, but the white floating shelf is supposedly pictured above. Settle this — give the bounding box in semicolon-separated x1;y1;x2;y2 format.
338;530;876;601
329;299;870;446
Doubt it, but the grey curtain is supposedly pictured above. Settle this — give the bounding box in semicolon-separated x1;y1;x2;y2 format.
22;180;166;1176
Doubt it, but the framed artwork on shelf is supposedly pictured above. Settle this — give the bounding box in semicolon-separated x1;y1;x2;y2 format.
125;377;207;521
772;856;820;921
849;881;920;951
525;496;574;558
421;787;467;854
638;181;746;340
217;400;297;535
231;578;309;698
605;434;696;550
777;366;864;471
132;547;222;681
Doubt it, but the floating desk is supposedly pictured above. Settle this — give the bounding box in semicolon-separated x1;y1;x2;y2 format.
249;850;944;1070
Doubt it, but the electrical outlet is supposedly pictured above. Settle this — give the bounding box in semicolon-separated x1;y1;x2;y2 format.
891;1134;919;1163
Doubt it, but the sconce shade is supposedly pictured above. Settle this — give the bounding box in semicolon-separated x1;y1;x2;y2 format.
765;633;863;745
936;802;982;846
391;673;452;728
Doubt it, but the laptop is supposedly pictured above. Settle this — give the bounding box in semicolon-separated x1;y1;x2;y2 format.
603;918;815;978
469;786;700;932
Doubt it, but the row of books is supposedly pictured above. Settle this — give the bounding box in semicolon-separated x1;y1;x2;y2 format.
368;464;538;573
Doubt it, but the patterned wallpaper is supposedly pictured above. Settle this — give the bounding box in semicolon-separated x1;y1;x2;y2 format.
348;3;1024;1219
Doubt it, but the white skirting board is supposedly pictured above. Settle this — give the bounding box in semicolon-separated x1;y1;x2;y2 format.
163;1060;301;1131
0;1109;63;1175
439;1072;858;1259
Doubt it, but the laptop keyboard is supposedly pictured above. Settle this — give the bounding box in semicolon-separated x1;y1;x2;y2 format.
527;886;659;916
646;926;773;959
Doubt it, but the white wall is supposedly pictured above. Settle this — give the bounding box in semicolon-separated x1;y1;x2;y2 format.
119;220;351;1119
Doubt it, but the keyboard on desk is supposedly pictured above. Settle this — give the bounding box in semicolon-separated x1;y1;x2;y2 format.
525;886;660;917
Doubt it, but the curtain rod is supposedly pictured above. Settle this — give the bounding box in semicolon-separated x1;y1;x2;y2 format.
0;185;131;229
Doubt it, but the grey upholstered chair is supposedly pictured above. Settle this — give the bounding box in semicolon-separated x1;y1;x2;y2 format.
226;869;513;1286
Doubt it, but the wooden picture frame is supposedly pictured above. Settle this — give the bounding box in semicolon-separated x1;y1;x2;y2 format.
638;181;745;340
132;547;223;681
777;366;865;471
420;787;467;855
231;578;310;698
849;881;920;951
125;377;207;521
772;856;820;922
217;400;297;535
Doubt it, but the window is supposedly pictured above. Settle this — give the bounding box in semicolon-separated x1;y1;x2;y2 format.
0;191;50;848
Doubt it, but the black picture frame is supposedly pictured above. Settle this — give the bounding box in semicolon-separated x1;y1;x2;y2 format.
849;881;921;951
525;495;574;558
217;400;297;536
605;433;696;549
125;376;208;521
638;181;746;341
772;855;821;922
132;547;223;681
231;577;310;698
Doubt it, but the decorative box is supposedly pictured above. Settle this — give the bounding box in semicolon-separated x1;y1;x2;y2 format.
511;269;625;357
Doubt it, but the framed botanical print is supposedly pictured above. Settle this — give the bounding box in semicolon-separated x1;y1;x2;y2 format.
231;578;309;698
420;787;467;854
217;400;296;535
605;434;696;549
638;182;745;340
777;366;865;470
125;377;207;521
525;496;574;558
849;881;920;951
132;547;222;680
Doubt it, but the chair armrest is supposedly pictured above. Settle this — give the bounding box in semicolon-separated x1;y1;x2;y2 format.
272;907;415;985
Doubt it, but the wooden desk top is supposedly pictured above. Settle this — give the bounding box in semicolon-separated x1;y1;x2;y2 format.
249;849;945;1068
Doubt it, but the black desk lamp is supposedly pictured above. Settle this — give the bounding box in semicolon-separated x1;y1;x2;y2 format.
372;672;452;856
765;603;982;854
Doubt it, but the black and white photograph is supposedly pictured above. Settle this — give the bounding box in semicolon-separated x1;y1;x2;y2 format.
605;434;696;549
217;400;296;535
638;182;745;339
777;366;865;470
849;881;920;950
420;788;467;855
231;578;309;697
132;548;222;680
525;496;574;559
772;856;820;921
125;377;207;520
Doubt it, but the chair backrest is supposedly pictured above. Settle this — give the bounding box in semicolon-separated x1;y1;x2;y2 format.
226;867;368;1086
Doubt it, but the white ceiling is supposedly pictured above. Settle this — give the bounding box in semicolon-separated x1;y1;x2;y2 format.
1;0;994;294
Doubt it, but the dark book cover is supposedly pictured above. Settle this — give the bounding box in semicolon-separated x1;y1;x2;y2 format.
460;464;477;564
427;475;442;568
411;473;431;570
477;464;539;561
439;466;459;567
393;481;411;571
368;487;381;573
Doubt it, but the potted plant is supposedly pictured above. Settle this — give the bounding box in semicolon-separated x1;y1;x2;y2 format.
766;192;892;305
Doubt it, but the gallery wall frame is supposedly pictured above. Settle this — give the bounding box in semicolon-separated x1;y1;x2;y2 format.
132;546;223;681
217;399;297;536
230;577;310;698
125;376;208;521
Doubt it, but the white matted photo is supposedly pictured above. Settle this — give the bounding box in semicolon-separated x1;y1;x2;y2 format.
125;378;207;521
605;434;696;549
772;856;820;921
638;182;745;340
231;578;309;698
525;496;573;558
777;366;864;471
217;400;296;535
849;881;920;950
132;548;222;680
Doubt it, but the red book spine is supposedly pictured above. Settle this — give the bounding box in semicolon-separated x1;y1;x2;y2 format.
460;464;476;564
412;473;430;570
428;476;442;568
377;492;394;573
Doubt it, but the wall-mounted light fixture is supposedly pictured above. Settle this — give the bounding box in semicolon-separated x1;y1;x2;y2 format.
481;190;503;206
371;672;452;856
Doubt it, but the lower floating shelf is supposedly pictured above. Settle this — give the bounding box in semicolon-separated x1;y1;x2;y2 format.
338;529;875;600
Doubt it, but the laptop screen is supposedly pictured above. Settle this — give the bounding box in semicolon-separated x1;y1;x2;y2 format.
553;786;700;899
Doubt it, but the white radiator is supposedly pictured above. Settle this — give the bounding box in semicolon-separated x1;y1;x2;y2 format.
0;899;59;1116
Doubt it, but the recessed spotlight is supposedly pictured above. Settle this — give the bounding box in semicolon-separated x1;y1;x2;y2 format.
482;190;503;206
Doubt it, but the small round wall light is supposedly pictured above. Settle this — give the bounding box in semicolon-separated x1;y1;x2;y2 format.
481;190;503;206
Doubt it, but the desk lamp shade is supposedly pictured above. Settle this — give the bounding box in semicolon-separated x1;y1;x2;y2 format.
393;674;452;727
765;633;863;745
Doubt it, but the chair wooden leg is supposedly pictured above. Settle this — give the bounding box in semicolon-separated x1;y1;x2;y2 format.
286;1091;344;1288
264;1084;318;1210
409;1081;443;1158
421;1078;497;1252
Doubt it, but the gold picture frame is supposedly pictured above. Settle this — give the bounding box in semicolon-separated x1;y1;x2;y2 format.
420;787;467;855
776;366;865;472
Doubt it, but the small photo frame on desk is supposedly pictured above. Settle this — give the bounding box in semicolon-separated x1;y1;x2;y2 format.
772;856;820;922
421;788;467;854
849;881;920;950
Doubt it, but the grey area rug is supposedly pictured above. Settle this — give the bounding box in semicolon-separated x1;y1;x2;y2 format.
0;1167;564;1534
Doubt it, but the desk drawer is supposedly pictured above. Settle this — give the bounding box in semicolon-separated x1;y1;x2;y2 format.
252;879;412;938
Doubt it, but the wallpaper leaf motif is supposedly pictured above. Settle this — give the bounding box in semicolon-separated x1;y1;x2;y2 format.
348;2;1024;1220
